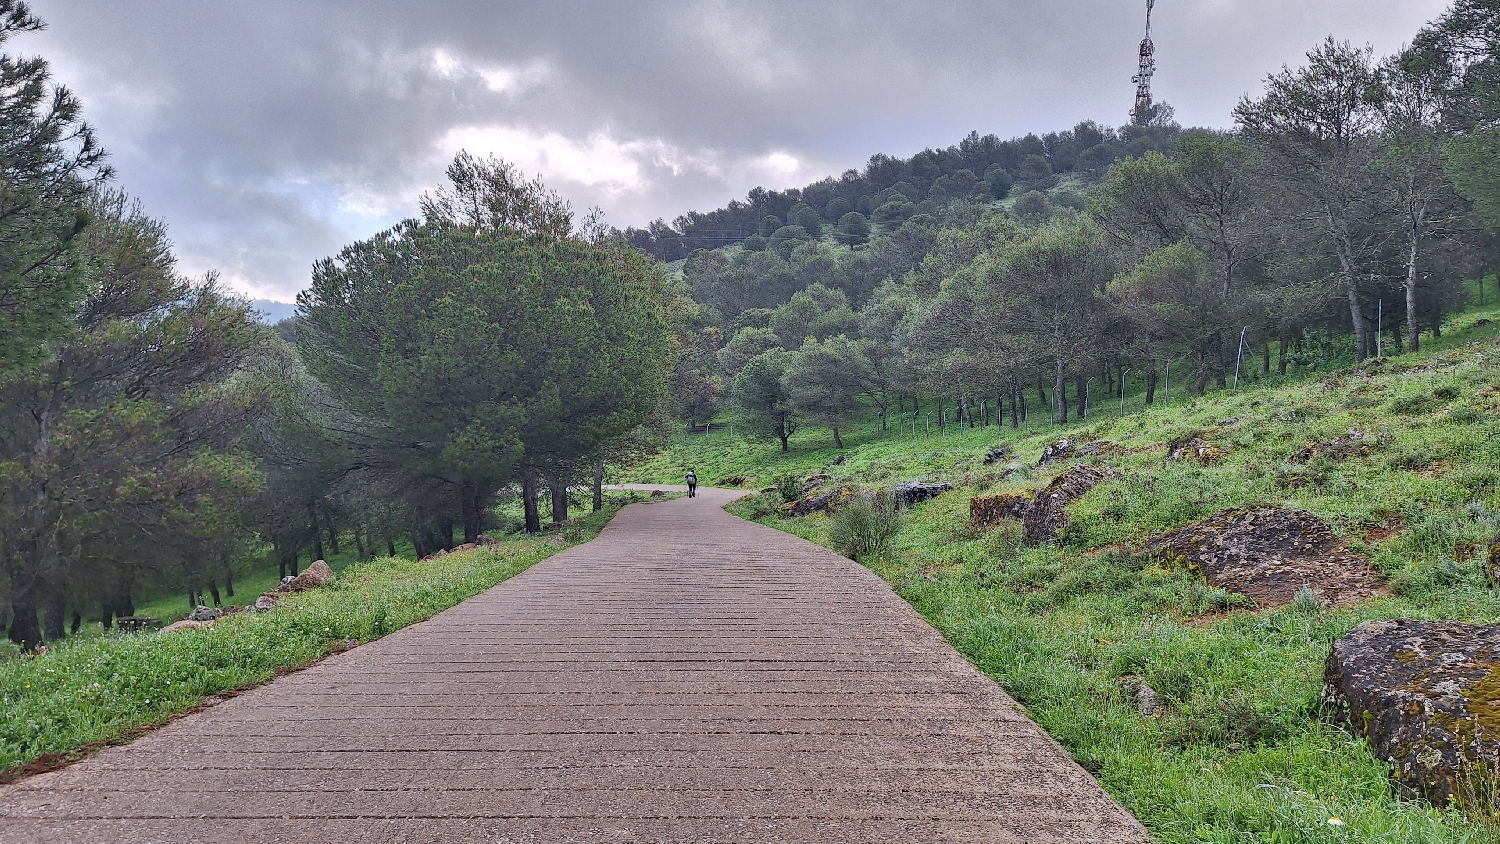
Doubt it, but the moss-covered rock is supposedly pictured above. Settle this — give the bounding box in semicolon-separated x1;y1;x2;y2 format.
1145;507;1384;608
1023;464;1112;546
1323;619;1500;806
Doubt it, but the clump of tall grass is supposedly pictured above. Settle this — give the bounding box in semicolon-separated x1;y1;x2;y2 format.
829;490;903;561
776;474;804;503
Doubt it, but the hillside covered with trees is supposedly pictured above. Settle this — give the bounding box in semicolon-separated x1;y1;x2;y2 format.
660;6;1500;460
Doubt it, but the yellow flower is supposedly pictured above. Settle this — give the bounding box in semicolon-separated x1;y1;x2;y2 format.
1328;817;1345;826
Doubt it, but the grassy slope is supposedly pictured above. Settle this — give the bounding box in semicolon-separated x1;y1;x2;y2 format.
632;306;1500;843
0;505;620;775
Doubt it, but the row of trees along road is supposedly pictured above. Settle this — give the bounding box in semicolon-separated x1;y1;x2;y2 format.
678;7;1500;448
0;0;678;651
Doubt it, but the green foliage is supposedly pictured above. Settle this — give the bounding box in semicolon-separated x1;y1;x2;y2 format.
834;212;871;249
0;4;111;375
828;490;903;561
776;475;803;503
0;507;618;773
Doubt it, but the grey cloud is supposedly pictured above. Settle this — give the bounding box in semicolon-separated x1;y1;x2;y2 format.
28;0;1450;300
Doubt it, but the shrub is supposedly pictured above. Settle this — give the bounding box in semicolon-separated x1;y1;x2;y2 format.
776;475;803;503
828;490;903;561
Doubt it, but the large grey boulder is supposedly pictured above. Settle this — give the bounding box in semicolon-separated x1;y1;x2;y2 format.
1323;619;1500;805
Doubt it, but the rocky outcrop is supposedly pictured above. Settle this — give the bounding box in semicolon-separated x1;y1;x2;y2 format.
801;474;831;494
887;481;953;508
187;606;221;622
1291;427;1384;463
782;486;855;518
114;616;160;632
253;594;281;611
970;492;1034;528
983;446;1011;465
1323;619;1500;805
1145;507;1384;608
1023;465;1112;546
1038;438;1078;466
278;559;335;593
1166;433;1224;464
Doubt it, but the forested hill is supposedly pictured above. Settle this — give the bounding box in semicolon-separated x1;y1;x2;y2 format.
622;120;1180;261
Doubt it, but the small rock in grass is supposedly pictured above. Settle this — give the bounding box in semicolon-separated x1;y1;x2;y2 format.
450;543;478;553
253;594;281;611
1038;438;1077;466
160;619;206;634
782;486;855;518
1323;619;1500;805
983;446;1010;465
1120;677;1164;717
188;606;221;622
278;559;335;593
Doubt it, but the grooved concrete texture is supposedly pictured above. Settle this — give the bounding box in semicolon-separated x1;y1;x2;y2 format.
0;488;1150;843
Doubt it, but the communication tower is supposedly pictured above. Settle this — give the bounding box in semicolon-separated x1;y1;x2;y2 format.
1130;0;1157;124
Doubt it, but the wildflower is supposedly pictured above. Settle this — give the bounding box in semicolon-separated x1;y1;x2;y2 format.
1328;817;1345;826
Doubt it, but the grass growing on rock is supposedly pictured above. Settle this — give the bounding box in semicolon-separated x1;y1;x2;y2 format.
639;309;1500;842
0;504;620;777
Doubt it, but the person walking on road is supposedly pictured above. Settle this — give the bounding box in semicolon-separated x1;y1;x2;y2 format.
686;469;697;498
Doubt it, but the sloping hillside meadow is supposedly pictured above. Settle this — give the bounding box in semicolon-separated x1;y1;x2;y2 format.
631;307;1500;843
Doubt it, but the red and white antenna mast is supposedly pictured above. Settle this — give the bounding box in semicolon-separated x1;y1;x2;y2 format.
1130;0;1157;123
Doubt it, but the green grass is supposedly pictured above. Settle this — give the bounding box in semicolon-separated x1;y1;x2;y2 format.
638;303;1500;842
0;503;622;776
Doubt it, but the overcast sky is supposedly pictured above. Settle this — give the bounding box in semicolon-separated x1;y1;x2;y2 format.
26;0;1451;302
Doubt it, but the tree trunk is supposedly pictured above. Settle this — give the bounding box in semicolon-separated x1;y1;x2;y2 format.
1054;360;1067;424
387;538;397;558
353;527;366;561
411;509;433;557
1407;204;1424;353
1009;382;1019;428
221;552;234;597
208;582;221;607
593;457;605;512
326;509;340;556
522;468;542;533
43;589;65;641
1339;245;1369;361
1262;340;1271;374
1075;376;1087;419
778;420;790;452
1146;360;1158;404
309;502;325;561
8;592;41;650
550;473;569;524
70;611;81;635
460;481;483;544
832;427;844;449
1278;334;1289;376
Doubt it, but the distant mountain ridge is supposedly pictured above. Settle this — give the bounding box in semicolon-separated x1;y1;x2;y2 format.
251;300;296;324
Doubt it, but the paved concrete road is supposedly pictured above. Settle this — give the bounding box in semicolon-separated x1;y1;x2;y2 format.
1;488;1150;843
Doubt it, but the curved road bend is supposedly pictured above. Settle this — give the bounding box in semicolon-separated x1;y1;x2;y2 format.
1;487;1149;843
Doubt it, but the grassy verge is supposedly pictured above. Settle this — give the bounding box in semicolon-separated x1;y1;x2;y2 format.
640;309;1500;842
0;504;620;777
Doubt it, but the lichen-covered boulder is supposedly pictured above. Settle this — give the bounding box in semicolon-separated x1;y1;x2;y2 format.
983;446;1011;465
1323;619;1500;805
188;606;221;622
801;473;831;494
1023;465;1111;546
1166;433;1224;464
887;481;953;508
970;492;1034;528
1145;507;1383;608
782;486;854;518
159;619;206;634
1291;427;1383;463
